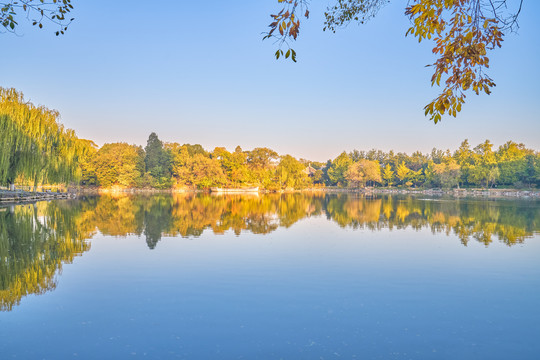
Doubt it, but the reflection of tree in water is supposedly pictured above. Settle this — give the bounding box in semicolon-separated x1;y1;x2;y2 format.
86;193;537;249
144;196;173;249
80;193;325;248
1;193;537;310
326;195;539;247
0;200;93;311
90;194;144;237
144;193;324;245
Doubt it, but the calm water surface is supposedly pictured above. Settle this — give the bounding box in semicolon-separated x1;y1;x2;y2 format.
1;193;539;359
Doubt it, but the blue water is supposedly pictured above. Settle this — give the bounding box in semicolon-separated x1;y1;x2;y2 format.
1;202;540;359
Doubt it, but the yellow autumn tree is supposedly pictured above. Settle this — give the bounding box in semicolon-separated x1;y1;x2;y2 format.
345;159;382;188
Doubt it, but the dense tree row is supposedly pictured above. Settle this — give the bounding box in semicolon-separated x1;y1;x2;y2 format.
1;88;538;191
80;133;312;190
324;140;540;189
81;134;539;190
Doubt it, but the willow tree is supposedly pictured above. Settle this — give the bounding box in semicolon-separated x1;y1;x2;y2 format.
0;87;86;189
265;0;523;122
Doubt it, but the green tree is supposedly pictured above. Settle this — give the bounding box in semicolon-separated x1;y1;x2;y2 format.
213;146;251;186
382;165;394;187
496;141;530;186
469;140;499;188
327;152;352;187
521;154;540;187
183;143;208;157
408;168;425;188
395;162;411;186
246;147;279;188
166;142;191;186
278;155;311;189
408;151;427;171
423;161;436;187
78;139;98;186
247;147;278;170
454;139;474;186
144;133;172;188
432;160;461;189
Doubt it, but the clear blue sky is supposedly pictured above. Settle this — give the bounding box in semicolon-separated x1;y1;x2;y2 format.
3;1;539;161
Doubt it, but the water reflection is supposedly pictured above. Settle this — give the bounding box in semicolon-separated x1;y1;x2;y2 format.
86;193;324;241
0;200;93;311
325;195;539;246
1;193;538;311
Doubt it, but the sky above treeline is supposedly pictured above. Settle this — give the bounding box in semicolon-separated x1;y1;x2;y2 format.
3;1;539;161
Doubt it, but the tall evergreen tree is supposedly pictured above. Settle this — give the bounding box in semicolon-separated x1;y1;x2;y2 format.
144;132;172;187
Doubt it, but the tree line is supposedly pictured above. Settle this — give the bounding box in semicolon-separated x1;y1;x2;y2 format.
1;87;539;191
79;134;314;190
323;139;539;189
80;134;539;190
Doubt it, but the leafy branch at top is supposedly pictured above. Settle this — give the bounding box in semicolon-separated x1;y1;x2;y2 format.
263;0;310;62
264;0;523;123
1;0;74;36
406;0;521;123
323;0;389;32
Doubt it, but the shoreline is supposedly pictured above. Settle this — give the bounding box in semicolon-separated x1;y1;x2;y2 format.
1;187;538;206
320;187;540;199
0;189;77;205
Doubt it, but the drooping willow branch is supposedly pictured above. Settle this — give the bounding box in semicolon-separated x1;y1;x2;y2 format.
0;87;93;187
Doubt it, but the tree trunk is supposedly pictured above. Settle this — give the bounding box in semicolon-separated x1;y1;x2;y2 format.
33;175;39;192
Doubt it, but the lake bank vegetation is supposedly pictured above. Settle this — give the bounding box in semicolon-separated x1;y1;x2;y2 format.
1;87;539;193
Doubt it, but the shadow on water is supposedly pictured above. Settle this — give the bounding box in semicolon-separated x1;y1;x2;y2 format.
1;193;538;311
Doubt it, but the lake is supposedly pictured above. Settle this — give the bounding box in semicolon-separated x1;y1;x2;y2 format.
1;193;539;359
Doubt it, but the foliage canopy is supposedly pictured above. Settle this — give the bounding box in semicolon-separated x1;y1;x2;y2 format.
0;87;89;187
265;0;523;122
